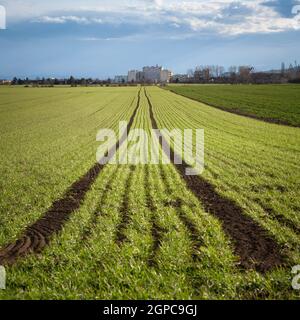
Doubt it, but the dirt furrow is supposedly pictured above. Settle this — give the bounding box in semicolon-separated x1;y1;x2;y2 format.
145;88;284;273
0;89;141;266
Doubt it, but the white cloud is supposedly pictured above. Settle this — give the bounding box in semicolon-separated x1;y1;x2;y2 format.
3;0;300;35
33;16;88;24
33;15;104;24
78;31;195;42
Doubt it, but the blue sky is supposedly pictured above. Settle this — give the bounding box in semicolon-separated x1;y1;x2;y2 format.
0;0;299;79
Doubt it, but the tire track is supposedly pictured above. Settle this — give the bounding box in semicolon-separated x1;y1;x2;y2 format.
144;88;284;273
0;89;141;266
115;165;136;245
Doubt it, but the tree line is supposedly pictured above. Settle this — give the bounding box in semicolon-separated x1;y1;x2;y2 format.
172;64;300;84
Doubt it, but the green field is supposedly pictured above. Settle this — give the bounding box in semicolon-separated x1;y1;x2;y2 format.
166;84;300;127
0;86;299;299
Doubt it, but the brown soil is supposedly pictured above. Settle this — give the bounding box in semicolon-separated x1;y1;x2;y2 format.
0;89;141;266
145;88;284;273
0;163;103;265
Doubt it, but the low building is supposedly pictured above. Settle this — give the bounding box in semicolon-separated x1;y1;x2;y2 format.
251;72;287;84
194;69;210;82
171;74;190;83
113;75;128;84
0;80;11;85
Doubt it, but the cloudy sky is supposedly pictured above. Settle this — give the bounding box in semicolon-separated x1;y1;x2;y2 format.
0;0;299;78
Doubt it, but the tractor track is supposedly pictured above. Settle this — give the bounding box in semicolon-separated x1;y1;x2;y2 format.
0;89;141;266
144;88;284;273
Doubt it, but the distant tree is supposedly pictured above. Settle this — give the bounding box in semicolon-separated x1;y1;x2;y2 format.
215;66;225;77
238;66;254;83
68;76;75;85
68;76;78;87
228;66;238;83
229;66;237;75
12;77;18;85
80;78;87;86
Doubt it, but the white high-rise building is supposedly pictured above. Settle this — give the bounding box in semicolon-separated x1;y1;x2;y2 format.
125;65;172;83
160;69;172;83
143;65;162;83
128;70;138;83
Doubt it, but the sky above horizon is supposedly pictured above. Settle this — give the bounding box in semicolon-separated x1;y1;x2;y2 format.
0;0;300;79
